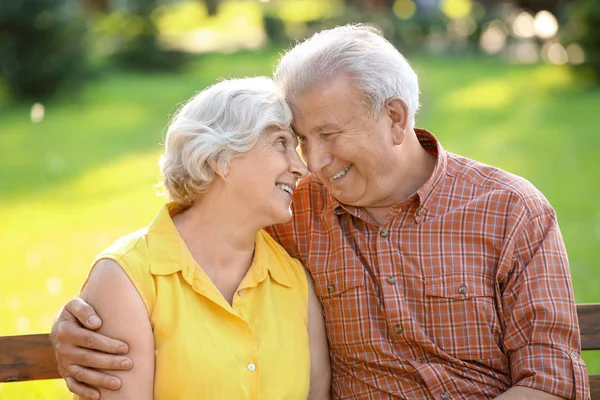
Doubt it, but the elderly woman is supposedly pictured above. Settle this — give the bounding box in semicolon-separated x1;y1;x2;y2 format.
76;77;330;399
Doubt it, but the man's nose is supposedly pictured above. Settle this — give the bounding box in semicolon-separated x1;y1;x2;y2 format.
304;141;332;173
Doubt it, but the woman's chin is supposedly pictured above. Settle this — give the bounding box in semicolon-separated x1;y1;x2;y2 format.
270;209;293;225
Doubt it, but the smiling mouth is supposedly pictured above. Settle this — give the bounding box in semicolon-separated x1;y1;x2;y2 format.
331;165;352;181
276;183;293;195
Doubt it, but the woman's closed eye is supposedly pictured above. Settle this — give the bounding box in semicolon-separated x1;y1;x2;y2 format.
276;137;289;149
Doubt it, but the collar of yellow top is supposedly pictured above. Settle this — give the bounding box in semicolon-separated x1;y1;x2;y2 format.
145;203;293;288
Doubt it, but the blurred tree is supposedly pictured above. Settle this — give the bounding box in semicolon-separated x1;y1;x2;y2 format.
565;0;600;84
0;0;90;101
203;0;219;16
111;0;187;71
345;0;394;11
81;0;110;13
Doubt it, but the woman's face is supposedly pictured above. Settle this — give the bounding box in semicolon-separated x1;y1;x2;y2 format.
226;128;308;227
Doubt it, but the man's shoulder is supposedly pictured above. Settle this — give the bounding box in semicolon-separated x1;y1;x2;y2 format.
292;174;330;215
445;152;553;217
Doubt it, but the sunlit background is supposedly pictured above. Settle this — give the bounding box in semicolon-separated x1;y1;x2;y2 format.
1;0;599;397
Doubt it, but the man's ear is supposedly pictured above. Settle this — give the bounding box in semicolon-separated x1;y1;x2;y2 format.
385;97;409;145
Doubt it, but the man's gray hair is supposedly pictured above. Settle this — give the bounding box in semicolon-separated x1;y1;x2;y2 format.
159;76;293;206
274;24;420;127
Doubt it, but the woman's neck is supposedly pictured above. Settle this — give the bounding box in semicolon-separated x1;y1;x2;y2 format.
171;196;259;304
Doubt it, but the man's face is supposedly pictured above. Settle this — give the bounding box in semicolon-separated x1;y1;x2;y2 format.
291;74;404;208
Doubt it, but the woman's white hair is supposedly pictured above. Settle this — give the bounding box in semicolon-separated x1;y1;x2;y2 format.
274;24;420;127
159;76;292;206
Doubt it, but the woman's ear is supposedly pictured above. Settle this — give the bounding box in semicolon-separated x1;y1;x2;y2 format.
385;97;408;145
208;157;230;180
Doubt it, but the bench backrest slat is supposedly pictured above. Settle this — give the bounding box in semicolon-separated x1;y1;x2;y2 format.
578;303;600;351
1;304;599;398
0;334;56;382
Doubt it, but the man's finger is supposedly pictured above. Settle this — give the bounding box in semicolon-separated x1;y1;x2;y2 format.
56;344;132;370
65;376;100;400
56;321;129;355
64;298;102;329
65;364;123;390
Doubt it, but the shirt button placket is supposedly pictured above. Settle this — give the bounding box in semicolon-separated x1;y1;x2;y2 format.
441;391;451;400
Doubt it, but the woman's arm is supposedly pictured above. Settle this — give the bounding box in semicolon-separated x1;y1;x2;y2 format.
305;269;331;400
79;259;154;400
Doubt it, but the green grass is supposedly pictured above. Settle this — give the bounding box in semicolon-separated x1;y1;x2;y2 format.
1;50;598;398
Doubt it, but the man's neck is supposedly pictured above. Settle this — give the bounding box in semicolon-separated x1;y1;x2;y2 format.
364;133;437;225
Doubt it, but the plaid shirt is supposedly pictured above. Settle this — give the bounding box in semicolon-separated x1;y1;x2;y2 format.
266;129;589;399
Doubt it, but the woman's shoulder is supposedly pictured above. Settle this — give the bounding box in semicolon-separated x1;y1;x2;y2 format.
86;226;156;314
96;226;150;261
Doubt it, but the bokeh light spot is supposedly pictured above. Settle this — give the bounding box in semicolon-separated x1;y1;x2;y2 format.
441;0;472;20
46;276;63;296
534;10;558;39
393;0;416;20
566;43;585;65
6;297;20;312
512;12;535;39
16;316;31;333
31;102;45;123
480;21;508;55
542;42;568;65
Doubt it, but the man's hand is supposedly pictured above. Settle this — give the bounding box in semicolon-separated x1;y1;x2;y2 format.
50;298;133;400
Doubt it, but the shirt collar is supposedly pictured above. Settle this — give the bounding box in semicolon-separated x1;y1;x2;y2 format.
146;203;292;288
413;128;447;214
246;231;293;289
147;203;190;276
327;128;448;218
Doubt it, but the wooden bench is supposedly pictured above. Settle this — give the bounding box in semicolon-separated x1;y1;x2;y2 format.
2;304;600;397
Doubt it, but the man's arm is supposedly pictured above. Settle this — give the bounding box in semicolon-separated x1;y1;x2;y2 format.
305;269;331;400
499;208;589;399
51;287;136;398
496;386;563;400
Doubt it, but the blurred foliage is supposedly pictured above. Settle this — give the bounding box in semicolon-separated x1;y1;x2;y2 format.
106;0;189;71
564;0;600;84
0;0;91;101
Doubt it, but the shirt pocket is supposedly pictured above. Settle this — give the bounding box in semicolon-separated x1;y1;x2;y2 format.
424;272;503;361
312;265;367;352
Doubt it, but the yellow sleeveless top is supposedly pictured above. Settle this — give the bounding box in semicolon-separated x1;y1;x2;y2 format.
86;204;310;399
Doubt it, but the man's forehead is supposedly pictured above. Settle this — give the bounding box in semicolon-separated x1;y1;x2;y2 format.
292;116;343;134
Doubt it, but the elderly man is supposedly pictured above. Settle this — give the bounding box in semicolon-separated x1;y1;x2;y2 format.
52;25;589;399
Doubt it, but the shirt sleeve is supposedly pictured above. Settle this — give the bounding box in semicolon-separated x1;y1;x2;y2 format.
501;208;589;399
265;220;300;259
